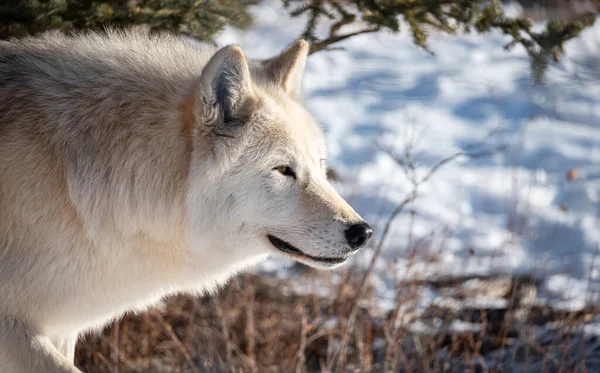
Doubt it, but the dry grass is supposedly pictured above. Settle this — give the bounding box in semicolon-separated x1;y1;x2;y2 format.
74;268;600;373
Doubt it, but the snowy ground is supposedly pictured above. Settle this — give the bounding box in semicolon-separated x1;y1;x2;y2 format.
217;2;600;313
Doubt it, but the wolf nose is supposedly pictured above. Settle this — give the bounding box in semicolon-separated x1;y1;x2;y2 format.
345;222;373;250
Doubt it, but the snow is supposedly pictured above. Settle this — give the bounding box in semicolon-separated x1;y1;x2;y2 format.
217;1;600;312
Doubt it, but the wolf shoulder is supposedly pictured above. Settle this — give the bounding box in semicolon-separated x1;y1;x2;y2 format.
0;30;217;138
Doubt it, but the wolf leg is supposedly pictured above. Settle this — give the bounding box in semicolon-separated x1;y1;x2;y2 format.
51;333;78;363
0;316;82;373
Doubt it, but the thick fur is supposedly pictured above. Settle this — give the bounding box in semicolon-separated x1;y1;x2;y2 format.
0;30;368;372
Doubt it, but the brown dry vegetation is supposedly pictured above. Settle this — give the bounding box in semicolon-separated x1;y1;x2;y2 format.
74;267;600;373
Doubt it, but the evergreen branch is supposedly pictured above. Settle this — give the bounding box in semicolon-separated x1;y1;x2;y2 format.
289;0;597;82
310;26;380;54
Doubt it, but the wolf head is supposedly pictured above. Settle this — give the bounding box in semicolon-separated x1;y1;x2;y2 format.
186;41;372;269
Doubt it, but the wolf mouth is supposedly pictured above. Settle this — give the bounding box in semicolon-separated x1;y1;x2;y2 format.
267;235;348;265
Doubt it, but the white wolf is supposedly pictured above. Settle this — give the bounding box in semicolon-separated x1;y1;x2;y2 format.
0;30;372;372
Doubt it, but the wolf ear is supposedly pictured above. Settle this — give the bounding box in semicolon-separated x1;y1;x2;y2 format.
262;40;309;98
200;45;255;124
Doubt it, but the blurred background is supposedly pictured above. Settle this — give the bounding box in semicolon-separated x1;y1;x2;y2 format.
3;0;600;372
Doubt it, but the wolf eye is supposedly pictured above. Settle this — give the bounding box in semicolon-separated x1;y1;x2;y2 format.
275;165;296;179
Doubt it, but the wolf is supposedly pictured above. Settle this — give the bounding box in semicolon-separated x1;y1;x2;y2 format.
0;30;372;372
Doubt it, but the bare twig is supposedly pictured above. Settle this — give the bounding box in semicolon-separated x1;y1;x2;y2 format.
112;321;120;373
331;135;499;369
295;305;308;373
244;278;257;373
310;27;380;54
152;309;201;373
213;296;235;373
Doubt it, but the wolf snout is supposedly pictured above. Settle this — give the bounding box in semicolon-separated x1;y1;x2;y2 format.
344;222;373;250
